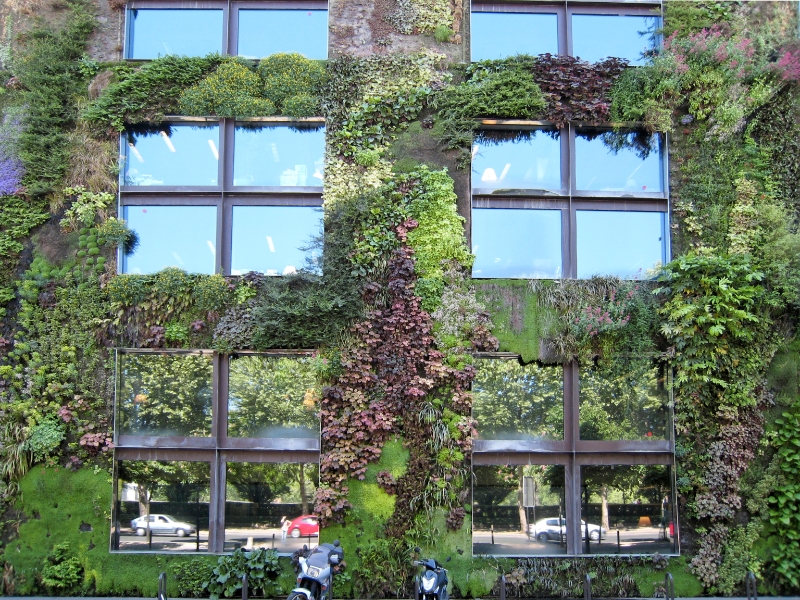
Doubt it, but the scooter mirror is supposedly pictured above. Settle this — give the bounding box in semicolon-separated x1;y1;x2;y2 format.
330;554;340;564
303;545;308;551
415;547;422;553
446;557;452;563
333;539;340;547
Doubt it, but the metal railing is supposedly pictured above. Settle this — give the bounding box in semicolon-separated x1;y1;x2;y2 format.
158;572;167;600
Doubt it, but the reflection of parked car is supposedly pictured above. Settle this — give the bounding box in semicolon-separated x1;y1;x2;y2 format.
529;518;606;542
288;515;319;538
131;514;196;537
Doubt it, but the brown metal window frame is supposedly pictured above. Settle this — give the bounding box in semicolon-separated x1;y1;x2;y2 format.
119;117;325;276
112;348;320;553
124;0;328;60
471;121;669;279
469;1;662;62
471;355;677;556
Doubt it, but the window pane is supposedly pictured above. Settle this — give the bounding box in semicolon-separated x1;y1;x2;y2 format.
227;356;319;438
472;130;561;192
238;10;328;59
115;460;211;552
128;9;223;59
117;353;213;437
124;125;220;187
231;206;320;276
471;12;558;61
575;131;662;193
225;463;319;553
580;465;677;554
473;359;564;441
472;208;562;278
579;360;670;441
123;205;217;275
572;15;659;65
234;125;324;187
576;211;665;279
473;465;566;556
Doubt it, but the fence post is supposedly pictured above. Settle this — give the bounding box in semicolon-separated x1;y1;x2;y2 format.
616;530;620;554
746;571;758;600
665;573;674;600
583;574;591;600
158;572;167;600
500;574;506;600
241;573;248;600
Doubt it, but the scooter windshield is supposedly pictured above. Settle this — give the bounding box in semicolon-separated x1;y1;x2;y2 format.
307;546;332;568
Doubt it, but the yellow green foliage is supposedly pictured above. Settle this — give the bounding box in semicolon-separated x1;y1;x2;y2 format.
179;59;276;117
258;53;325;115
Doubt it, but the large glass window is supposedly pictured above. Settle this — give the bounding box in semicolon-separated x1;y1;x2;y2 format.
224;462;319;551
233;125;325;188
575;131;663;193
576;210;666;279
123;125;220;187
472;130;561;193
572;15;659;65
473;465;566;556
470;12;558;61
122;205;217;275
473;359;564;440
238;10;328;59
127;9;223;59
115;460;211;552
117;353;213;437
580;465;676;554
227;355;319;438
472;208;562;279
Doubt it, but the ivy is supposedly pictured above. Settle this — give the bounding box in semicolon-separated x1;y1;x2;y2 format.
768;404;800;588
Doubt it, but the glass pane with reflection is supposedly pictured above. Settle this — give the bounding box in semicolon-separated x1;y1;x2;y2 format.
238;10;328;59
471;12;558;61
472;130;561;192
473;359;564;440
473;465;566;556
576;210;665;279
579;360;670;441
224;462;319;553
114;460;210;552
234;125;325;187
128;9;223;59
231;206;321;276
472;208;562;279
581;465;677;554
572;15;659;65
124;125;220;187
227;356;319;438
123;205;217;275
575;131;662;193
117;353;213;437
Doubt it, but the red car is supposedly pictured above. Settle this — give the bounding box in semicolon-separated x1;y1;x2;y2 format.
288;514;319;538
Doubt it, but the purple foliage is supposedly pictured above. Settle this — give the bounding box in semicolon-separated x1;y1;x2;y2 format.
0;112;24;195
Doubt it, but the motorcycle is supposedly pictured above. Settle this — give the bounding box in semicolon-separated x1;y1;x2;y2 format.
413;547;450;600
288;540;343;600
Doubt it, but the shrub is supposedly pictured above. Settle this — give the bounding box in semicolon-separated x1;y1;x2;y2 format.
179;59;277;117
25;415;66;463
282;93;319;117
41;543;82;593
258;53;326;113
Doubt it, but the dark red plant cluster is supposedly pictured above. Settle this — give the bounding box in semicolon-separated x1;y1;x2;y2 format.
529;54;629;127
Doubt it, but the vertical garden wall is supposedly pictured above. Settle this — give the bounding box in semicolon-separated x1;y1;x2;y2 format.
0;0;799;597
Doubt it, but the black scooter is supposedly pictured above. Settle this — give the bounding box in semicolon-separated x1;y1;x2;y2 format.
413;548;450;600
288;540;343;600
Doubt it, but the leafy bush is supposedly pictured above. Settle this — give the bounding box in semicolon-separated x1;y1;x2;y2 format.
179;59;276;117
25;415;66;463
206;548;281;600
259;53;326;114
60;186;114;230
172;558;216;598
41;542;82;593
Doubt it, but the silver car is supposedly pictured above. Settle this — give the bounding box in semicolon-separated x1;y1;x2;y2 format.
529;517;606;542
130;514;196;537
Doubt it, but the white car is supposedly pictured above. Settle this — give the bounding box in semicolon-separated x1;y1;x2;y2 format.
130;514;196;537
529;517;606;542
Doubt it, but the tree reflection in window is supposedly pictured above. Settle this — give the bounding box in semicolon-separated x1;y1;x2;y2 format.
472;359;564;440
227;355;319;438
579;360;669;440
117;354;213;437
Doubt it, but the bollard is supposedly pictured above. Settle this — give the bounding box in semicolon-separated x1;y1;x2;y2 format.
491;524;495;545
617;530;620;554
746;571;758;600
414;577;420;600
585;521;590;554
158;572;167;600
272;533;275;549
583;574;591;600
500;574;506;600
241;573;248;600
665;573;675;600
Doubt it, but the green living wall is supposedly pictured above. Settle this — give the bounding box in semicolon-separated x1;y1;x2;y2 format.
0;0;800;597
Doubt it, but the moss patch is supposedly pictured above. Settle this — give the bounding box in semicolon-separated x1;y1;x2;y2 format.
365;437;410;482
474;280;547;362
633;557;704;598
